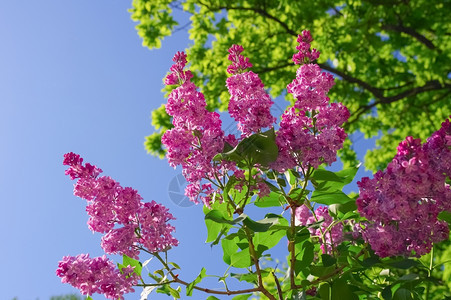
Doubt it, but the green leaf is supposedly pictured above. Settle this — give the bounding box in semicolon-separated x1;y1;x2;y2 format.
204;209;245;225
328;200;357;217
318;282;331;300
231;272;258;284
382;285;392;300
121;255;142;276
254;216;288;255
393;288;413;300
232;294;252;300
311;189;353;205
207;297;221;300
438;211;451;225
387;259;419;269
254;191;284;207
230;248;252;268
186;267;207;296
216;128;278;166
311;169;343;182
398;273;420;282
222;236;239;265
168;262;180;269
331;279;358;300
169;286;181;299
321;254;337;267
86;297;93;300
361;256;381;268
243;214;281;232
295;240;314;273
205;212;225;243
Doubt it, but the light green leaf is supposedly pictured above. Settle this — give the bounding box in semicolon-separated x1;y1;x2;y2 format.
186;267;207;296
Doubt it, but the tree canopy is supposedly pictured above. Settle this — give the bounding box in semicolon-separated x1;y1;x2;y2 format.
130;0;451;171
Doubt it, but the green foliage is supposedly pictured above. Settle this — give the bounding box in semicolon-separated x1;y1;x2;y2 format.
131;0;451;171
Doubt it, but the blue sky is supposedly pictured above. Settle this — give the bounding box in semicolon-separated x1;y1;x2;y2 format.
0;1;374;299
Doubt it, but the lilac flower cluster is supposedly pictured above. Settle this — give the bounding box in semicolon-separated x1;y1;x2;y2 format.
226;44;276;137
296;205;344;253
59;153;178;298
161;52;241;206
56;254;137;300
357;118;451;257
292;30;320;65
272;30;349;171
63;152;178;257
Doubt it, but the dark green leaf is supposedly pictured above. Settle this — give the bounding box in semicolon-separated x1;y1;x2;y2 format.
217;128;278;166
331;279;358;300
295;240;314;273
388;259;419;269
393;288;413;300
321;254;337;267
382;286;392;300
318;282;331;300
398;273;419;281
329;201;357;217
243;214;281;232
204;209;245;225
361;256;381;268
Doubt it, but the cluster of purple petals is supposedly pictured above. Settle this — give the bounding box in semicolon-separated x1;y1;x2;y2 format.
272;30;349;172
292;30;320;65
63;152;178;257
226;45;276;137
162;52;227;206
226;44;253;75
295;205;343;253
357;118;451;257
56;254;138;300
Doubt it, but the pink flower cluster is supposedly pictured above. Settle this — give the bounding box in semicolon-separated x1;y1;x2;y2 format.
357;118;451;257
295;205;343;253
162;52;233;206
56;254;137;300
226;45;276;137
292;30;320;65
273;31;349;171
63;152;178;257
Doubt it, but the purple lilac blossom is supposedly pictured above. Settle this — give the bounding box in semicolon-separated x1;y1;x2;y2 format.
56;254;138;300
272;30;349;172
226;44;276;137
63;152;178;258
357;118;451;257
162;51;240;206
295;205;343;253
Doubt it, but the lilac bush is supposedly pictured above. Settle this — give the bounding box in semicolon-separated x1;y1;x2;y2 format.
57;30;451;299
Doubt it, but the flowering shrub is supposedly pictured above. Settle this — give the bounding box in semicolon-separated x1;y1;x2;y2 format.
57;30;451;299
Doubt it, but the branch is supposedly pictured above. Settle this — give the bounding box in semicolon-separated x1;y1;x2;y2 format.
198;2;298;37
346;80;451;126
142;250;260;296
245;227;277;300
382;24;436;50
318;63;384;98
